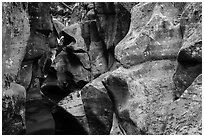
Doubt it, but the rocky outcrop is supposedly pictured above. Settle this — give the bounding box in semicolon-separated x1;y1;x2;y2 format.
2;2;30;134
115;2;185;68
173;2;202;98
2;2;202;135
164;74;202;135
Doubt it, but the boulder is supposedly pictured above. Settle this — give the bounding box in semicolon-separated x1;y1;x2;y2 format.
59;72;113;134
115;2;185;68
173;2;202;98
164;74;202;135
103;60;177;134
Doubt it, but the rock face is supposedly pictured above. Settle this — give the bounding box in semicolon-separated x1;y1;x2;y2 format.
95;3;131;69
81;2;131;77
2;2;202;135
164;74;202;135
115;2;185;68
173;2;202;98
103;60;176;134
2;2;30;135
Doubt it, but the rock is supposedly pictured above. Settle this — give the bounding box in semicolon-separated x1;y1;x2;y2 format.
119;2;139;12
103;60;177;134
2;2;30;134
17;62;33;90
23;29;50;61
2;83;26;135
95;3;131;70
53;50;90;85
81;85;113;134
23;3;54;61
52;103;88;135
81;8;108;77
62;23;87;50
53;23;92;83
164;74;202;135
173;2;202;98
115;2;184;68
58;90;89;134
110;113;124;135
89;41;107;79
2;2;30;83
28;2;53;34
59;71;113;135
52;19;65;38
48;31;58;48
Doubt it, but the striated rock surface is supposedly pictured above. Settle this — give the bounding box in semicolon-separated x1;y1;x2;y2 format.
2;2;30;134
173;2;202;98
164;74;202;135
115;2;185;68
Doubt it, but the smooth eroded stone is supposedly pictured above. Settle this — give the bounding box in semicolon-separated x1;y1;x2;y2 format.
164;74;202;135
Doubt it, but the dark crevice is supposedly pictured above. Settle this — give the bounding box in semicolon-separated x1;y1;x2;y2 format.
52;105;88;135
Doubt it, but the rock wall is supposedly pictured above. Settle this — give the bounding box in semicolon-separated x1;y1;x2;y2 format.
65;2;202;135
2;2;202;135
2;2;30;134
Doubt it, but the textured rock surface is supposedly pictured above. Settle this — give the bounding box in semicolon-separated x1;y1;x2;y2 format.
81;85;113;134
24;3;53;61
2;2;30;135
103;60;177;134
164;74;202;135
173;2;202;98
2;2;30;82
59;72;113;134
2;2;202;135
2;83;26;135
81;8;108;78
115;2;185;68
